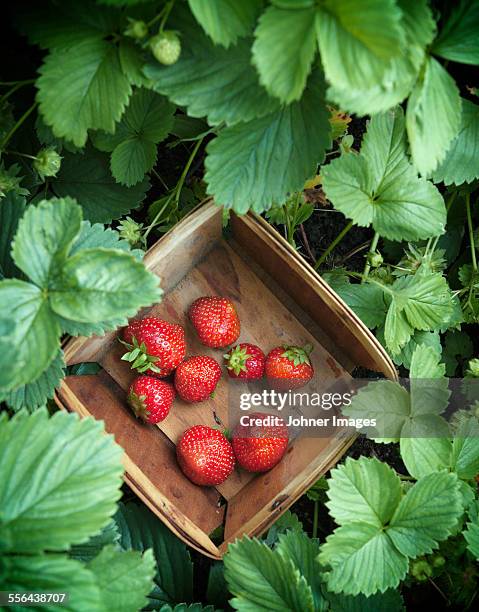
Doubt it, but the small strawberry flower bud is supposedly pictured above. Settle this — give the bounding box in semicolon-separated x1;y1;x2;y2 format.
125;18;148;40
34;148;62;180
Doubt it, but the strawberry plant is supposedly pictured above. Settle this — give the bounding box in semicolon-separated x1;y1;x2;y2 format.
1;0;479;610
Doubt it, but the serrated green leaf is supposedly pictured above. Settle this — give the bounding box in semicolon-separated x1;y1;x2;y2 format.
252;5;318;103
115;502;193;606
0;192;26;279
0;280;60;393
322;107;446;242
316;0;403;91
276;531;324;611
16;0;120;50
388;472;462;557
0;409;123;553
409;344;445;379
464;501;479;560
3;350;65;412
52;148;150;223
326;0;436;116
325;588;405;612
319;522;408;596
93;88;175;186
12;197;82;287
70;521;120;562
225;537;315;611
49;248;161;327
432;99;479;186
326;457;401;527
399;437;451;479
1;554;102;612
391;330;441;369
406;56;462;176
188;0;261;48
37;38;132;147
70;220;141;259
336;283;387;329
264;511;304;547
145;7;279;126
205;71;330;213
118;39;152;88
433;0;479;65
450;417;479;479
87;546;156;612
343;380;410;441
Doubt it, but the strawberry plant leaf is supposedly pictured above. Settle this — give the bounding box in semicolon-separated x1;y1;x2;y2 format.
319;522;409;596
188;0;261;48
159;605;215;612
464;501;479;560
324;588;405;612
432;99;479;186
336;283;387;329
388;472;463;558
0;280;60;393
399;437;451;480
145;7;280;126
450;417;479;479
325;457;402;528
70;221;142;260
316;0;403;91
16;0;120;51
37;39;132;147
205;71;330;213
252;5;318;104
433;0;479;65
118;39;152;88
52;148;150;223
11;197;82;286
0;192;26;278
93;88;175;186
0;409;123;553
87;546;156;612
326;0;436;116
406;56;462;176
390;330;442;369
322;107;446;242
115;502;194;606
1;555;103;610
69;521;120;563
224;537;315;611
276;531;324;612
264;511;304;546
49;248;162;326
2;350;65;412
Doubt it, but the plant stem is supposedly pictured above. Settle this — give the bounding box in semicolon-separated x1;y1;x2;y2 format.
362;231;380;282
0;79;35;86
314;220;353;270
157;0;175;31
0;101;38;150
151;167;169;190
300;223;316;262
312;500;319;539
4;150;37;160
466;192;477;272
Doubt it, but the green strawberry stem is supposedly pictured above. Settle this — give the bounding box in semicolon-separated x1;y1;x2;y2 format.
119;337;161;374
281;344;313;366
224;345;252;375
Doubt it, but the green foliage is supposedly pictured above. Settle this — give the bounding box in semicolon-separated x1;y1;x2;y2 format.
322;107;446;242
0;409;155;611
319;457;463;596
433;0;479;65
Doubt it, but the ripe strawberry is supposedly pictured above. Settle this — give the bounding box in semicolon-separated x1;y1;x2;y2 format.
127;375;175;424
120;317;186;376
232;412;288;473
177;425;235;486
174;356;222;402
189;296;240;348
265;344;314;390
224;343;265;380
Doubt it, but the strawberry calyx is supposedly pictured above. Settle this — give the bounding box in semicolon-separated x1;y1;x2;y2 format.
281;344;313;367
127;389;150;420
224;345;252;375
119;336;162;374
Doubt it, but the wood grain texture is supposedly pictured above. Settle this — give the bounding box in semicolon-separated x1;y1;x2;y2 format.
60;200;397;557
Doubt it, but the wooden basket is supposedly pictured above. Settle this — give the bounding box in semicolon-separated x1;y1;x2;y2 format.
57;200;397;559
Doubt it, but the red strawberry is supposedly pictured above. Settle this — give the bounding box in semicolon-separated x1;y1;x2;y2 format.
127;375;175;424
189;296;240;348
174;356;222;402
121;317;186;376
232;412;288;473
224;343;265;380
177;425;235;486
265;344;314;390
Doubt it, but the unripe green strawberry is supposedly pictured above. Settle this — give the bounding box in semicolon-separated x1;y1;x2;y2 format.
410;559;432;581
34;148;62;180
367;250;383;268
150;31;181;65
118;216;144;248
125;18;148;40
